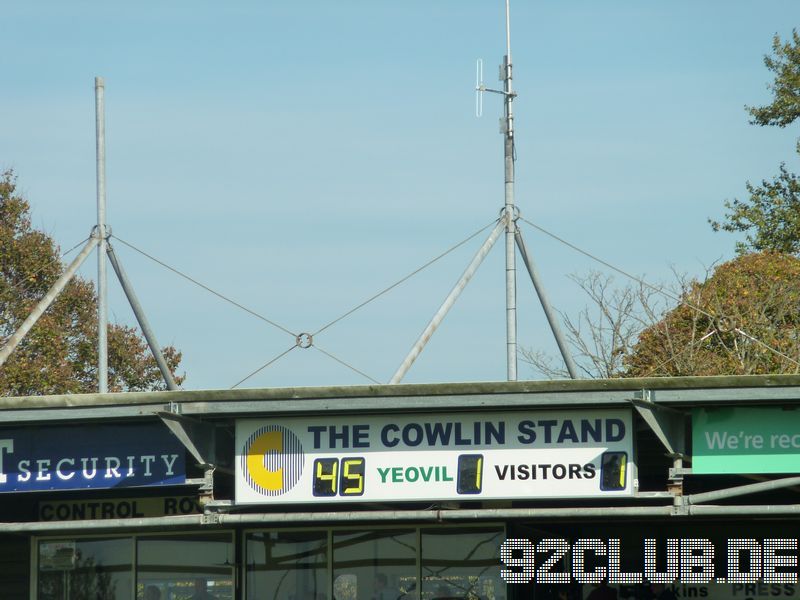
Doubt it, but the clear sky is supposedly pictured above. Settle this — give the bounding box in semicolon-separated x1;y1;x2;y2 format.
2;1;799;390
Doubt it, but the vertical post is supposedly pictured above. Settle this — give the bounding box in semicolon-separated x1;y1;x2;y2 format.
502;0;518;381
95;76;108;393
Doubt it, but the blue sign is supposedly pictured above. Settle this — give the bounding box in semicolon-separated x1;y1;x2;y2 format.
0;423;185;492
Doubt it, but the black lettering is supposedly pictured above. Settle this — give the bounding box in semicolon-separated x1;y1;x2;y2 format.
381;424;399;448
518;464;529;480
424;422;453;446
552;464;567;479
495;465;510;480
538;420;557;443
485;421;505;445
329;425;349;448
569;463;582;478
164;497;177;514
40;505;54;521
557;421;579;444
353;424;369;448
454;423;471;445
402;424;423;446
102;502;114;519
583;463;596;478
117;502;131;518
606;418;625;442
517;420;536;444
581;419;602;443
307;425;326;449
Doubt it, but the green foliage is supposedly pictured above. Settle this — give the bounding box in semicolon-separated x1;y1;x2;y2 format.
624;252;800;377
0;170;184;395
710;163;800;254
747;30;800;128
711;30;800;254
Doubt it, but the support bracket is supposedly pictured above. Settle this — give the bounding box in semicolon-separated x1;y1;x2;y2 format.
630;389;687;458
157;411;229;473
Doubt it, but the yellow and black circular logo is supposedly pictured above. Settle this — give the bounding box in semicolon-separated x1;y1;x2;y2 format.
241;425;305;496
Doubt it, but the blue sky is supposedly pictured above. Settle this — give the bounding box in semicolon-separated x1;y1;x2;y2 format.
2;1;798;390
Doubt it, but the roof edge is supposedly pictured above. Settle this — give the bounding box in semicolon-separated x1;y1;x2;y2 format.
2;373;800;409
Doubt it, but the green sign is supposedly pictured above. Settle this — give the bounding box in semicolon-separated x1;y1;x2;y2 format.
693;407;800;474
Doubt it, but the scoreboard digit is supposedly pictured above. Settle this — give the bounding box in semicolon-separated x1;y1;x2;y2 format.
312;458;339;497
456;454;484;495
340;457;365;496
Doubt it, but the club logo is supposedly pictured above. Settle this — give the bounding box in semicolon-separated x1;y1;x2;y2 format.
240;425;304;496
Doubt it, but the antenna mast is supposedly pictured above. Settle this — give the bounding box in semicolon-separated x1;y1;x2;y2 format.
501;0;518;380
394;0;579;383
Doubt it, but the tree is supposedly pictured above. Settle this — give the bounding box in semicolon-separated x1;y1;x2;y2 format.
525;33;800;380
0;170;183;395
710;30;800;253
624;252;800;377
710;165;800;254
747;30;800;128
522;255;800;379
519;271;670;379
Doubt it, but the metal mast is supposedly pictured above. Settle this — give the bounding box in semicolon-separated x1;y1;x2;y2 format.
95;76;109;393
0;77;179;392
390;1;580;383
501;0;518;381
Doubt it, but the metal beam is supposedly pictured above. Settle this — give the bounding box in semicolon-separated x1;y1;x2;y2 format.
390;219;505;383
156;411;224;470
107;242;179;390
688;476;800;505
630;394;687;457
515;229;579;379
95;76;109;393
0;237;99;368
7;502;800;533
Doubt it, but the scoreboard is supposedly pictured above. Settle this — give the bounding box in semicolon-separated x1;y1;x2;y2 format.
235;409;634;505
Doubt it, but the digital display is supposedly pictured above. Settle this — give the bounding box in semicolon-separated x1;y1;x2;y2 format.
312;458;339;497
457;454;484;495
313;457;365;497
339;457;365;496
600;451;627;491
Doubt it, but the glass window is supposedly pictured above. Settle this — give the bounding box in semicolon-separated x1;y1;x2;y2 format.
421;527;503;600
136;533;234;600
38;537;133;600
245;530;327;600
332;529;416;600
